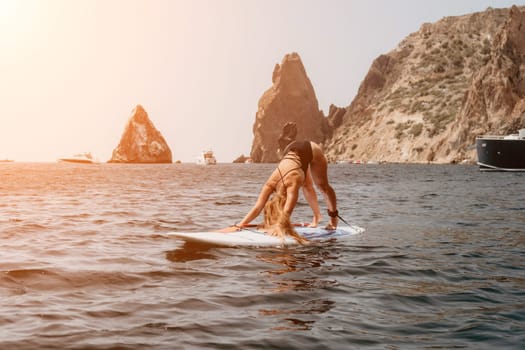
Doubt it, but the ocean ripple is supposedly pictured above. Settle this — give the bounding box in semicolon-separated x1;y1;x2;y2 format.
0;163;524;349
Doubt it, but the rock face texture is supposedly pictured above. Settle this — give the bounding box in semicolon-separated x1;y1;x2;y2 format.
323;5;525;163
250;53;329;163
440;5;525;161
109;105;172;163
232;154;251;163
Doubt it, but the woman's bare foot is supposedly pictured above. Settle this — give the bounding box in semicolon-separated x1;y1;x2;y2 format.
325;217;338;230
308;214;322;228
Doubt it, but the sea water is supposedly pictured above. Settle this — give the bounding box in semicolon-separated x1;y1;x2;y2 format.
0;162;523;349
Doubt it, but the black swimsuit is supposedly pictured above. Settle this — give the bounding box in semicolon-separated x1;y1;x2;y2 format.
282;141;313;174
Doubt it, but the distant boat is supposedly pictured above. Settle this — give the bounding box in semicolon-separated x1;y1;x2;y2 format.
476;129;525;171
58;152;97;164
0;159;14;163
196;150;217;165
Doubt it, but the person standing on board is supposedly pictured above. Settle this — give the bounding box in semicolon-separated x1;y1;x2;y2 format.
236;126;339;239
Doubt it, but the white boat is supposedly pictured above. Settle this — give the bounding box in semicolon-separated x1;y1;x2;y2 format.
196;150;217;165
58;152;97;164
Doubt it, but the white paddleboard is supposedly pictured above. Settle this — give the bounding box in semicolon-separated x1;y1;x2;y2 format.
168;225;364;247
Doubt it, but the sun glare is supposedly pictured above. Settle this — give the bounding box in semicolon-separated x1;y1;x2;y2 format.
0;0;17;21
0;0;45;67
0;0;41;32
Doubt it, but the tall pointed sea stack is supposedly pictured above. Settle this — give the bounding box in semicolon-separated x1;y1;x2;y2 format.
109;105;172;163
250;52;329;163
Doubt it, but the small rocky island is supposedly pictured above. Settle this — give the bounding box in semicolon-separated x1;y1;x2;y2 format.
108;105;172;163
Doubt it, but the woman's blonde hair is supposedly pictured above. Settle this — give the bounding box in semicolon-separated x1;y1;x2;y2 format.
263;190;308;245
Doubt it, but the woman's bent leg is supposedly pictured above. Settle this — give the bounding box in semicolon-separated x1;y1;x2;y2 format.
309;142;338;228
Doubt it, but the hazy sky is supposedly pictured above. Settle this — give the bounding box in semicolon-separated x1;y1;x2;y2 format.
1;0;524;162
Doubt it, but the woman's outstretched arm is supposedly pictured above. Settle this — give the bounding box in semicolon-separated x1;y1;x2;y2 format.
238;183;274;226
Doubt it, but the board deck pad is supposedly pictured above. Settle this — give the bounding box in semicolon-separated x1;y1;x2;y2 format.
168;225;364;247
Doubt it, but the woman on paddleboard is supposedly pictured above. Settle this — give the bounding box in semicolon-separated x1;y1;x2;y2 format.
236;125;338;243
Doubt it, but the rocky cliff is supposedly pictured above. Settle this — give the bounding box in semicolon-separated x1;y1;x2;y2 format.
109;105;172;163
439;5;525;161
324;5;525;163
250;53;329;163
